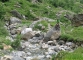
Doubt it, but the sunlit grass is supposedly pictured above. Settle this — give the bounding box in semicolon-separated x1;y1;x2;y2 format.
61;47;83;60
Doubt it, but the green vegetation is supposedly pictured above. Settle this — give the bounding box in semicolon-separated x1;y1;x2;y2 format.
0;0;83;59
34;20;57;32
54;47;83;60
11;34;21;49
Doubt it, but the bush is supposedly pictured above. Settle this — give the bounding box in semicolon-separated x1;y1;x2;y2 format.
11;35;21;49
59;34;74;41
0;4;5;20
55;51;68;60
25;11;35;20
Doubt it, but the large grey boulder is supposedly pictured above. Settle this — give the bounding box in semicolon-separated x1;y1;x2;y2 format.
9;17;21;25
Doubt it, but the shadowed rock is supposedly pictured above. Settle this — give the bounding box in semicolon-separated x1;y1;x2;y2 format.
64;14;83;27
10;10;25;19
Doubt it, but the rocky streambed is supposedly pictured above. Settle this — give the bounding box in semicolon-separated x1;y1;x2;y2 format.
0;17;80;60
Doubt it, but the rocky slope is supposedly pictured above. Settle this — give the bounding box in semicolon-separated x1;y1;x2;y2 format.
0;16;78;60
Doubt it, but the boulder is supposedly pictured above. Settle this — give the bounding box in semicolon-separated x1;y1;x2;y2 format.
9;17;21;25
10;10;25;19
21;28;32;35
64;14;83;27
21;31;34;40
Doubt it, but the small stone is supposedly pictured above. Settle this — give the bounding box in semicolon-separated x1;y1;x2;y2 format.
58;40;65;45
3;43;12;50
10;29;17;35
47;41;56;45
48;49;56;55
27;52;31;56
42;43;49;49
46;55;52;59
25;57;33;60
38;55;45;59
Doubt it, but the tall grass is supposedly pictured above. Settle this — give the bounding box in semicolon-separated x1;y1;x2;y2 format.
53;47;83;60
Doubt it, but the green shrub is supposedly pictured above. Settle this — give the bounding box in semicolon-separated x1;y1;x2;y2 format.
11;39;20;49
0;45;3;49
0;4;5;20
0;37;12;49
25;10;35;20
3;39;11;45
58;47;83;60
11;35;21;49
59;34;74;41
54;51;68;60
